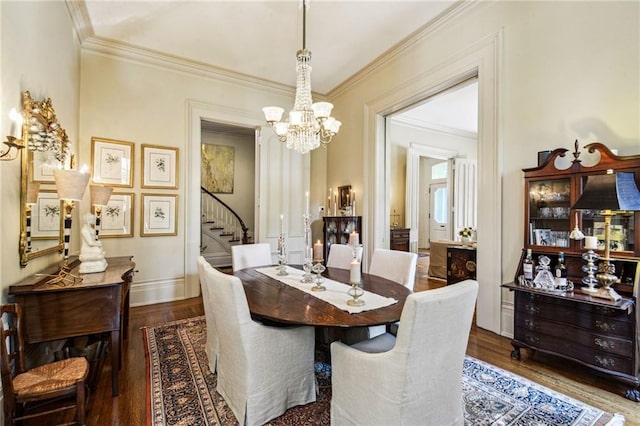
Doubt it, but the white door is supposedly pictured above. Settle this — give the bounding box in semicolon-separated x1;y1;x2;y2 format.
429;182;449;242
257;128;310;264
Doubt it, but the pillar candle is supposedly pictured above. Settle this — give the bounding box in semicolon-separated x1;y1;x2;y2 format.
584;236;597;250
313;240;323;261
349;231;359;246
350;259;361;284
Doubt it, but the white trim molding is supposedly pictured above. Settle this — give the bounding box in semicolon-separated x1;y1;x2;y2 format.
365;30;503;334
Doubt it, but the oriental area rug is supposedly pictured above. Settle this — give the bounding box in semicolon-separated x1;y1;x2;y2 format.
143;316;625;426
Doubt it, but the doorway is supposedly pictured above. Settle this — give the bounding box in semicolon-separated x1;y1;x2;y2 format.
429;181;449;242
365;31;502;334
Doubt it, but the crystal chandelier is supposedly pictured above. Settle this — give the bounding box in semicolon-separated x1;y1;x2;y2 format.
262;0;341;155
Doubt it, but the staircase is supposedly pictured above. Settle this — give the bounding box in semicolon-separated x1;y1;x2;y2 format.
200;187;251;267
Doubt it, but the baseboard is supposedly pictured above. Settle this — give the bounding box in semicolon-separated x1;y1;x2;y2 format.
130;277;187;307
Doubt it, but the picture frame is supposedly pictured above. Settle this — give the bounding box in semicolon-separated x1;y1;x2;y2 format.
100;192;134;238
141;193;177;236
142;144;178;189
338;185;352;210
31;190;63;240
91;137;134;187
30;150;71;183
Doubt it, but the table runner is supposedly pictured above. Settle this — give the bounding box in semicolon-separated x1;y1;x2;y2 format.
256;266;397;314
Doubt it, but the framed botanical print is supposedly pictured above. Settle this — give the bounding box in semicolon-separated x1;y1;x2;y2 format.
100;192;134;238
30;150;71;183
141;193;177;236
141;144;178;189
91;137;134;187
31;190;63;239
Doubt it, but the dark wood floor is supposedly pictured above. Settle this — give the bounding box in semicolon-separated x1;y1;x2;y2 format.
52;257;640;424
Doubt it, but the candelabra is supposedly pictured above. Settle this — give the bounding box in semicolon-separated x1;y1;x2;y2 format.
347;243;364;306
301;213;314;283
581;249;599;294
310;260;326;292
277;233;288;276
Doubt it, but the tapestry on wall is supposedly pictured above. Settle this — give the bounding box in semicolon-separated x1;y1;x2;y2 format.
201;144;234;194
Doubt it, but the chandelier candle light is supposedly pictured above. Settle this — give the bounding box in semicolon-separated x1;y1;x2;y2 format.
262;0;341;154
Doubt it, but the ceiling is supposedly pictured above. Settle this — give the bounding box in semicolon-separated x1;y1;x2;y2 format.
79;0;476;134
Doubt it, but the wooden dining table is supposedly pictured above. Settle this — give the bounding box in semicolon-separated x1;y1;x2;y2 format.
232;266;411;328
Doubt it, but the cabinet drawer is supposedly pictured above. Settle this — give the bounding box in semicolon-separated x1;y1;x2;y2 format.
515;295;633;339
515;315;633;357
516;327;633;375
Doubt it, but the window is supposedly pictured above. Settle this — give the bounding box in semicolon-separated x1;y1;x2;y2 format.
431;162;447;180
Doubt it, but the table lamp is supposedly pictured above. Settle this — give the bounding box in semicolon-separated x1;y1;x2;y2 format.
90;184;113;241
25;181;40;253
48;168;90;286
571;170;640;301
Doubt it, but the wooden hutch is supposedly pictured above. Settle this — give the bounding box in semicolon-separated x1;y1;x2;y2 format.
504;141;640;401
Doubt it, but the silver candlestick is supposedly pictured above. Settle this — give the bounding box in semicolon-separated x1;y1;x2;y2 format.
301;213;314;283
277;233;288;276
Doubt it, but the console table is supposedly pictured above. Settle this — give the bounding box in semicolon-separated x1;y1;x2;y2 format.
8;256;135;397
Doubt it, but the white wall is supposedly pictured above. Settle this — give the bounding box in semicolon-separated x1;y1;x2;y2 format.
326;1;639;334
0;1;81;295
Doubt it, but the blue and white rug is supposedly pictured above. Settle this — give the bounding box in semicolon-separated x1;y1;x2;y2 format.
462;357;625;425
144;316;625;425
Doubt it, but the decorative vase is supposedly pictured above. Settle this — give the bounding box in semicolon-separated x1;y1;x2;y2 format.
461;236;471;244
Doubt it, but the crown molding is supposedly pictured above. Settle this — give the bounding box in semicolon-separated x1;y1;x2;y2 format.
328;0;481;99
82;36;298;97
65;0;94;44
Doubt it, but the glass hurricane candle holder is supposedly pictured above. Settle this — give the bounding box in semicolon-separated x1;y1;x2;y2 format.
301;214;314;283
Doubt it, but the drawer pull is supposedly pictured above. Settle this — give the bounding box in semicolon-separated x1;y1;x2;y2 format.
595;306;616;315
525;335;539;345
525;304;540;315
524;319;537;330
595;355;615;368
594;337;615;350
595;321;616;332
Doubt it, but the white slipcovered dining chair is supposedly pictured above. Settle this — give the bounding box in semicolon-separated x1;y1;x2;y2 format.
369;248;418;291
330;279;479;426
326;244;363;270
204;264;317;426
231;243;272;272
197;256;219;373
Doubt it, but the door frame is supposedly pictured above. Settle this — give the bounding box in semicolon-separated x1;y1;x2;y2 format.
406;143;457;252
186;100;262;298
364;31;503;334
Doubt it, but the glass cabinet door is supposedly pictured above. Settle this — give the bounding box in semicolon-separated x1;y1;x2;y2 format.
528;178;571;248
578;172;636;253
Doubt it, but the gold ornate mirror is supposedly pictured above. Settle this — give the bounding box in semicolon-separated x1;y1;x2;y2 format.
19;91;71;266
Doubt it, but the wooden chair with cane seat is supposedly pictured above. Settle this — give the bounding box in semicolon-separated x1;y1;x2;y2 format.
0;303;89;425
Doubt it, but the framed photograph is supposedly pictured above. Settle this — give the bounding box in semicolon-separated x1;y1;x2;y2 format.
30;150;71;183
100;192;134;238
142;144;178;189
338;185;352;209
141;194;177;236
31;190;63;240
91;137;134;187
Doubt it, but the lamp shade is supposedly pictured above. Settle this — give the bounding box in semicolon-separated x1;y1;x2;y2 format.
571;172;640;211
90;184;113;207
53;168;90;201
26;181;40;204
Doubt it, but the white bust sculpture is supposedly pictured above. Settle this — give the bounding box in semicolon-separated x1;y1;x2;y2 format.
79;213;108;273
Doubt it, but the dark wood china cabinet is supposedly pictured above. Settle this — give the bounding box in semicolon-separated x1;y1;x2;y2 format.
503;141;640;401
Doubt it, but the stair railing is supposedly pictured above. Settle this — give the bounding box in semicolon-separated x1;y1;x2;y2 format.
201;187;249;244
